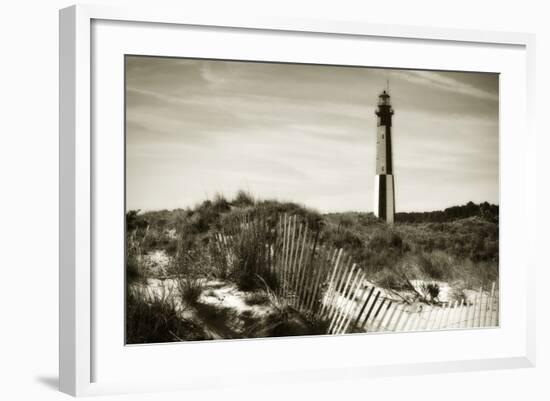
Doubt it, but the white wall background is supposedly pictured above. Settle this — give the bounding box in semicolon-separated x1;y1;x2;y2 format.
0;0;548;400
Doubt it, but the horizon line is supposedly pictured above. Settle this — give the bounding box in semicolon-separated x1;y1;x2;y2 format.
128;199;500;215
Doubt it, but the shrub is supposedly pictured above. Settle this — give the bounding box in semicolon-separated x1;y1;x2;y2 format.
212;193;231;213
126;210;148;231
323;227;363;250
233;190;255;207
253;200;324;232
337;214;355;228
396;201;499;224
355;227;410;277
191;209;218;234
184;199;226;234
416;253;446;280
369;227;409;254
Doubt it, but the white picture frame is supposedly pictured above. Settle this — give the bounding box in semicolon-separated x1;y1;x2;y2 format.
59;4;536;397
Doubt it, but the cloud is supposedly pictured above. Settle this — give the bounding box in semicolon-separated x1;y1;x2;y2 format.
392;70;498;102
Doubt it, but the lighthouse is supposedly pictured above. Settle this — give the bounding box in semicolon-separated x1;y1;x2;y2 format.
373;89;396;223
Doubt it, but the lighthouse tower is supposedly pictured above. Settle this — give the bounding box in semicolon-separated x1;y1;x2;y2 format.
373;89;396;223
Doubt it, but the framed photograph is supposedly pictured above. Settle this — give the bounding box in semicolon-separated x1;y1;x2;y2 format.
59;4;536;397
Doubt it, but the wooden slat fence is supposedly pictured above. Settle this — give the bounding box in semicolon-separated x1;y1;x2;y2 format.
213;213;499;335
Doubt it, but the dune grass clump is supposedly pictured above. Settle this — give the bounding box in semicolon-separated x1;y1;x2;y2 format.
177;277;205;307
170;230;210;306
126;250;145;284
232;190;255;208
126;229;148;284
245;291;331;338
211;208;283;291
232;221;280;292
419;281;441;302
126;285;208;344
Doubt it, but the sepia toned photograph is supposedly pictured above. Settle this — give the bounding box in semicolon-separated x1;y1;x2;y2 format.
125;56;499;345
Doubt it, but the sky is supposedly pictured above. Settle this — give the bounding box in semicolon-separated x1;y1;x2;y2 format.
125;56;499;213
